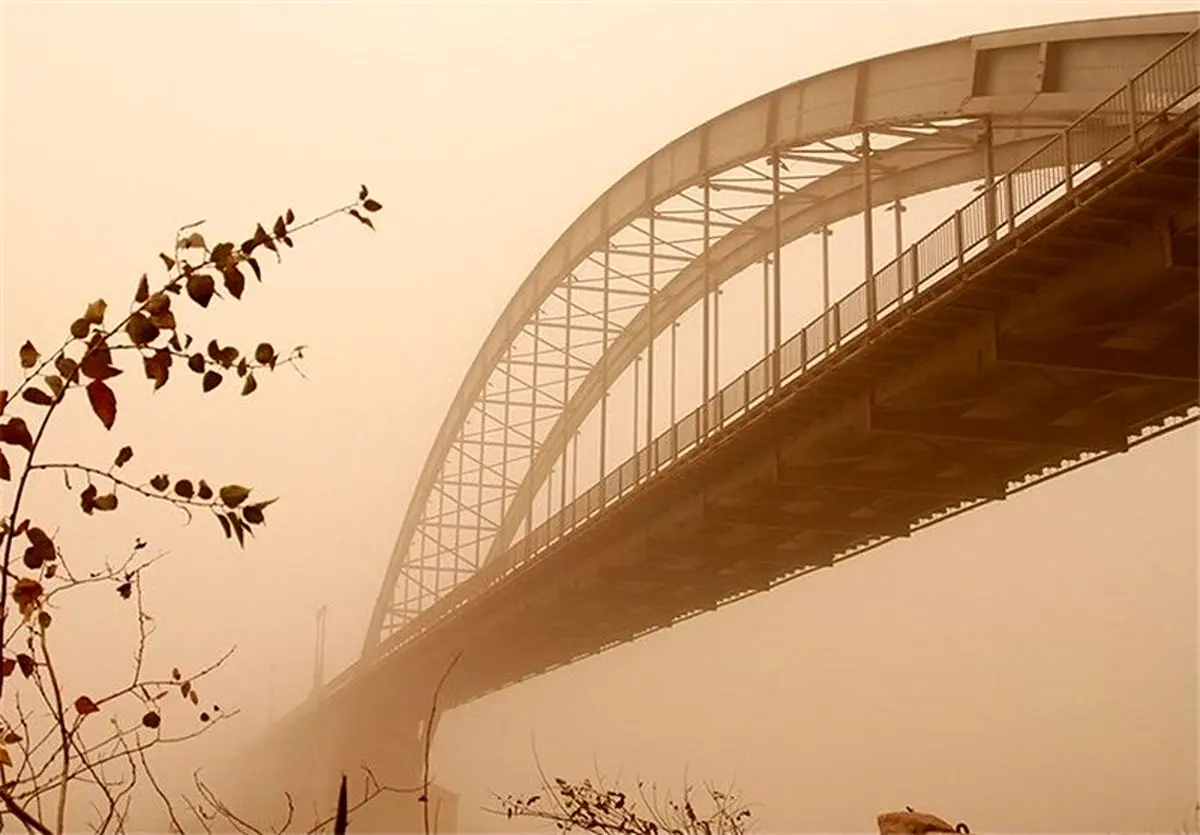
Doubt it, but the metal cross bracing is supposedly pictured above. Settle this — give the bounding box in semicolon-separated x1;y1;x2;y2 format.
367;18;1200;653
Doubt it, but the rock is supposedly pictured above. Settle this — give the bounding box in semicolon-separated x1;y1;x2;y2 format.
877;809;970;834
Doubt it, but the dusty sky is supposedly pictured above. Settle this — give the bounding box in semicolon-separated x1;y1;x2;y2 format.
2;1;1198;832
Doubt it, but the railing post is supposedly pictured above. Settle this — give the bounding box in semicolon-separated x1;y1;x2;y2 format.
954;211;965;267
1062;132;1074;193
1127;78;1139;146
1004;176;1016;235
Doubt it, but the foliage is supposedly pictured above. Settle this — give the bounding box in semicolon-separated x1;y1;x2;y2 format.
497;776;752;835
0;187;383;833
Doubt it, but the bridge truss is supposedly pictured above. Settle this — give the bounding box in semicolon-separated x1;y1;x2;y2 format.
365;13;1200;655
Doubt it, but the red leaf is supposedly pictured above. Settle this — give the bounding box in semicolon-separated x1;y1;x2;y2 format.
86;380;117;430
74;695;100;716
0;450;9;481
0;417;33;451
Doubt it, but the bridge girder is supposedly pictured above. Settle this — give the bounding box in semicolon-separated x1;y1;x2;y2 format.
366;12;1200;654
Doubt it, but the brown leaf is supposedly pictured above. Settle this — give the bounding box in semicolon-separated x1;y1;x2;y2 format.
3;731;22;745
216;513;232;539
171;667;181;681
80;484;98;515
55;355;79;382
254;343;276;366
228;513;246;547
363;198;383;213
38;611;52;630
126;313;160;346
180;680;192;698
12;578;44;617
200;711;210;722
0;450;9;482
159;253;176;271
186;273;216;308
180;232;207;250
84;299;108;326
0;746;12;767
142;711;161;729
114;445;134;468
144;349;172;391
23;527;55;569
19;341;38;369
189;689;199;706
211;242;236;270
359;184;369;200
93;493;118;512
1;417;34;450
79;345;121;382
187;353;206;374
116;580;132;599
70;318;91;339
197;480;213;500
0;389;7;413
241;373;257;396
174;479;194;499
219;484;251;508
247;257;262;281
146;292;172;315
222;265;246;300
86;380;117;430
202;370;222;393
349;209;375;230
150;474;170;492
16;654;34;678
44;375;64;398
135;274;150;303
74;695;100;716
21;388;53;407
1;659;14;678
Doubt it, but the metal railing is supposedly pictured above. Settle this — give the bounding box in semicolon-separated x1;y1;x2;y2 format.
369;28;1199;666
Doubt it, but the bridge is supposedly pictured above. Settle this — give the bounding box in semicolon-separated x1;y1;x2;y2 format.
224;13;1199;831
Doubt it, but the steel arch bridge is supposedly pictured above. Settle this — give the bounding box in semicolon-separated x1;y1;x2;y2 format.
364;10;1200;658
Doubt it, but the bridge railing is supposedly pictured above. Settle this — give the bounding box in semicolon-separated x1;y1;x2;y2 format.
366;28;1199;667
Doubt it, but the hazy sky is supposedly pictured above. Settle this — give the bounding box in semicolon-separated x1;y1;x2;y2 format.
2;1;1198;832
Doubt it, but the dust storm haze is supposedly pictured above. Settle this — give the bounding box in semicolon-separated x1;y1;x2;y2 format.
1;1;1197;833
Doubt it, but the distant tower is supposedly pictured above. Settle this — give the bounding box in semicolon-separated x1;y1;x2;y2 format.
313;604;328;694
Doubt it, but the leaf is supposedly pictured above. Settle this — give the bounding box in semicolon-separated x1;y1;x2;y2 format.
3;731;22;745
359;184;369;200
188;353;206;373
254;343;276;366
114;445;134;468
12;578;44;616
44;375;64;398
80;483;98;515
228;512;246;547
199;711;210;722
1;417;34;450
236;357;248;378
44;563;57;579
171;667;181;681
125;313;160;346
212;242;236;270
241;373;257;396
189;689;199;706
219;485;251;508
197;480;213;500
79;340;121;381
216;513;232;539
202;370;222;392
21;388;53;407
135;274;150;303
150;474;170;491
86;380;117;430
23;527;55;569
181;680;192;698
117;581;132;599
273;216;288;240
38;611;51;630
159;253;176;271
186;273;216;307
286;208;295;224
74;695;100;716
84;299;108;326
363;198;383;213
247;257;262;281
0;747;10;768
223;265;246;300
16;654;34;678
93;493;118;512
0;659;13;677
0;389;7;413
242;499;274;524
55;356;79;382
144;349;172;391
349;209;375;230
174;479;194;499
0;450;9;482
19;341;38;369
180;232;207;250
70;318;91;339
142;710;161;729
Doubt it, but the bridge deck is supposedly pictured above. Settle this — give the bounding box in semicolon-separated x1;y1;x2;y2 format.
333;115;1198;716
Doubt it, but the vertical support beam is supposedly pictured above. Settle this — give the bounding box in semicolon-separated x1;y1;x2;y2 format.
501;358;513;538
633;356;642;480
527;312;541;533
891;199;904;260
771;152;783;390
820;225;832;349
982;116;997;243
702;179;712;437
647;213;656;469
670;322;678;424
599;239;610;486
560;279;572;513
861;130;876;325
762;256;770;360
571;430;579;500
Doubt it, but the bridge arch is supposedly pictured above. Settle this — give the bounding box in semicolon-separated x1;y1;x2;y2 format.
366;11;1199;653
